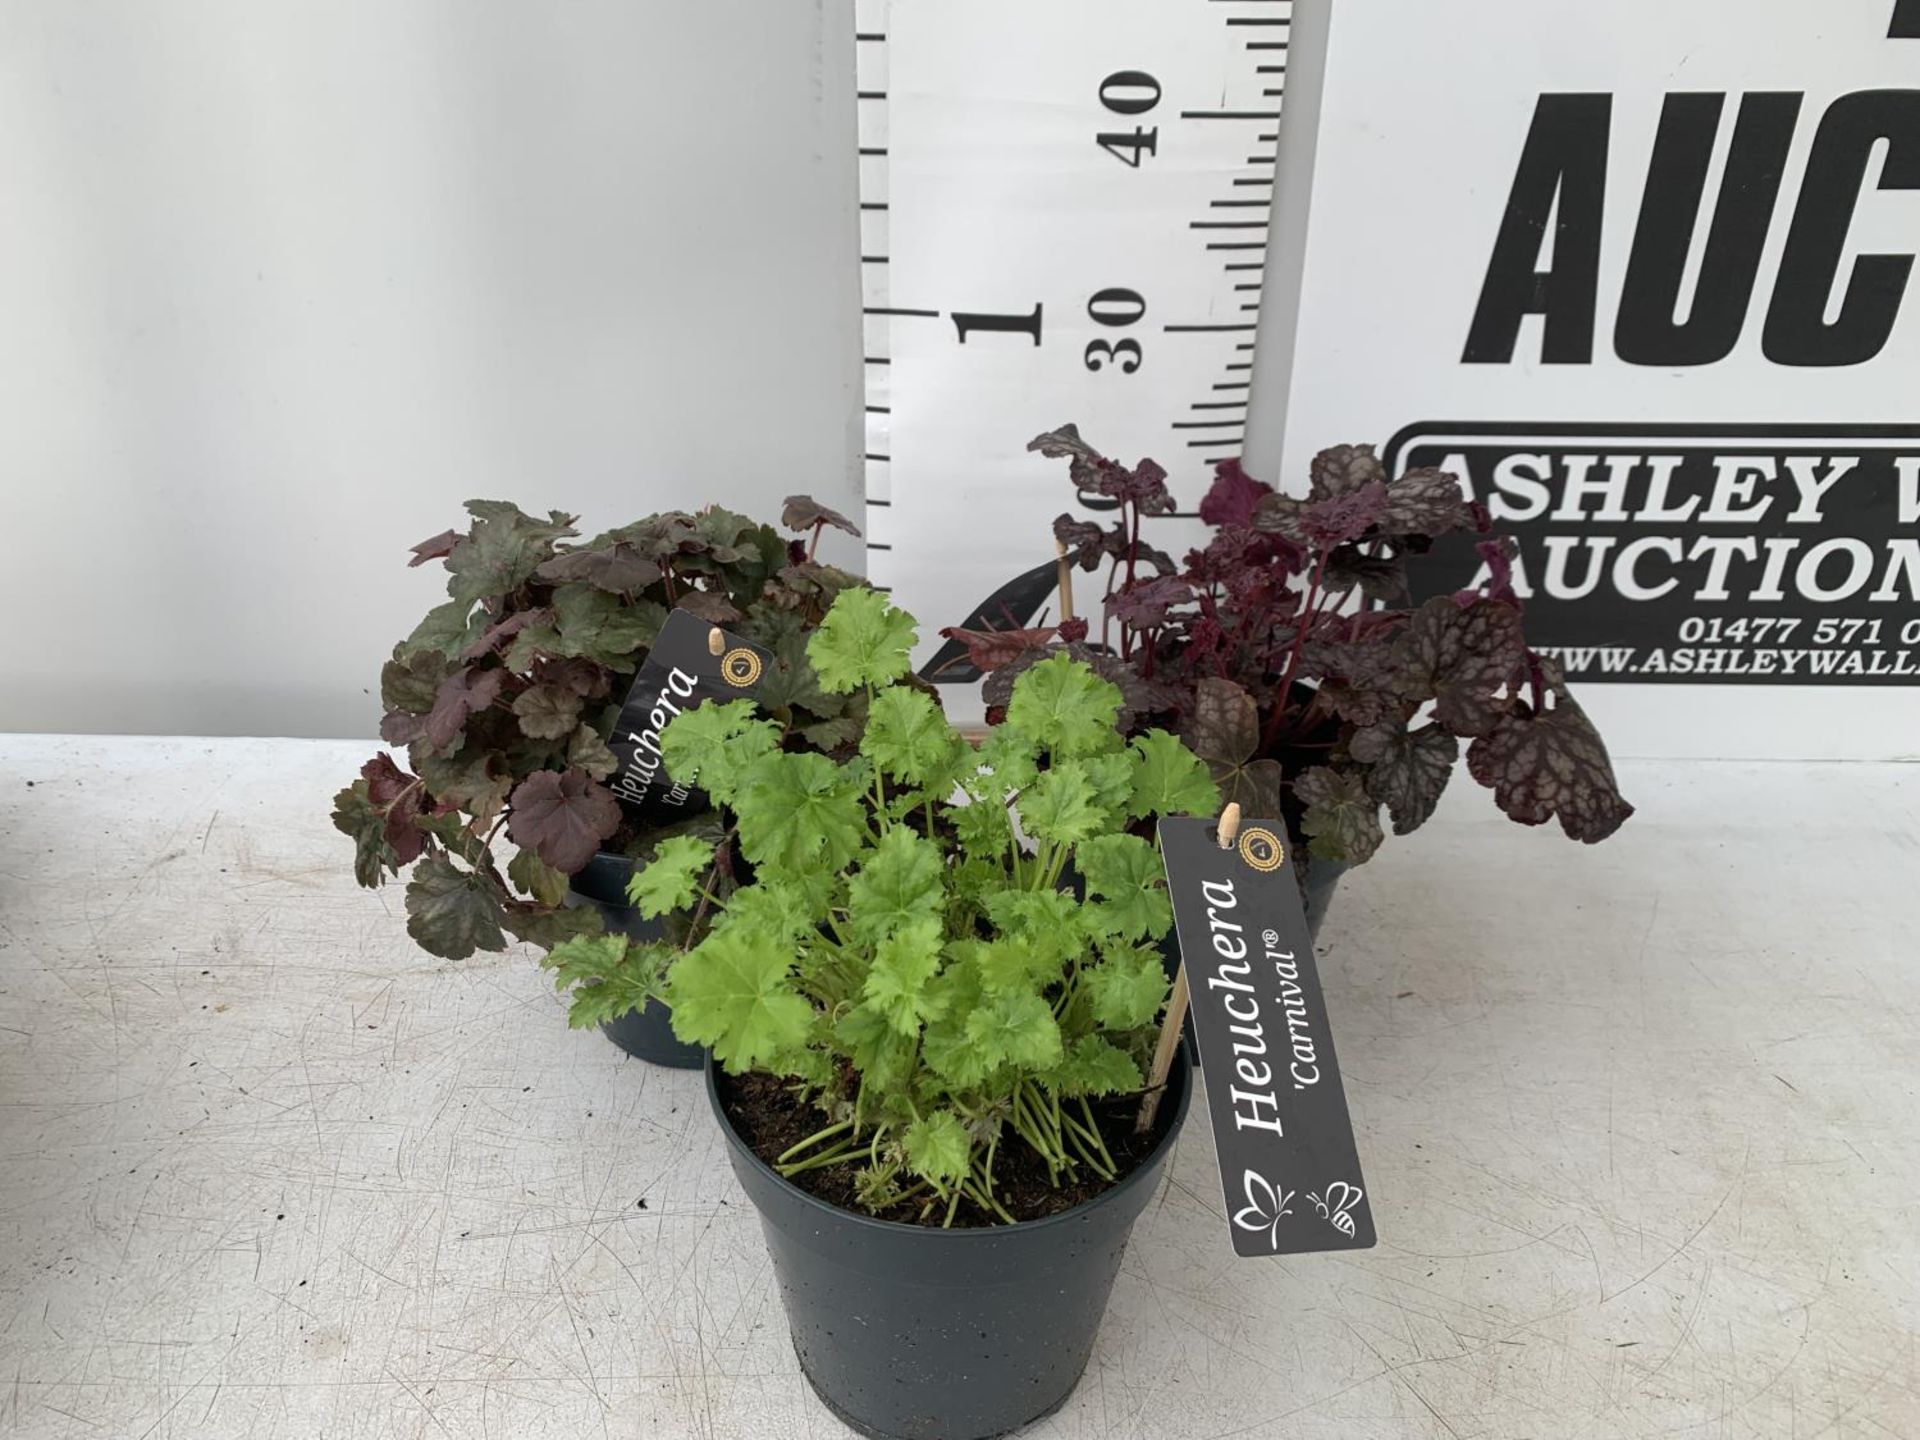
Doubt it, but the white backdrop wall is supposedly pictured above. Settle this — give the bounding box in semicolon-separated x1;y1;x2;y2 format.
0;1;864;739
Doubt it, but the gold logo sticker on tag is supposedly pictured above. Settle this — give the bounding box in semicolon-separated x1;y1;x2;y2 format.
721;647;763;688
1238;826;1286;873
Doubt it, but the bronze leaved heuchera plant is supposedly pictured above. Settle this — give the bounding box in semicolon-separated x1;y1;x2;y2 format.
331;496;863;964
944;427;1632;865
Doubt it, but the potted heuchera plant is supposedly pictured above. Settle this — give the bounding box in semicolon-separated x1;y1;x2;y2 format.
630;588;1220;1440
330;495;863;1065
946;427;1632;930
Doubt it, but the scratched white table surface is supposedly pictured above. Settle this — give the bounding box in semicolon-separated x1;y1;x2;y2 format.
0;735;1915;1440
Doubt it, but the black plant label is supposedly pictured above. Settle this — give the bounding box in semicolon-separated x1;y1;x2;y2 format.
607;608;772;823
1159;816;1375;1257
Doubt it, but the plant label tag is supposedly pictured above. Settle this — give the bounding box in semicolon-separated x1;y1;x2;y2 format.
607;607;772;823
1158;816;1376;1257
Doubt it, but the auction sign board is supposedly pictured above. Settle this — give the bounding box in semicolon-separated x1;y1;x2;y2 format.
1256;0;1920;759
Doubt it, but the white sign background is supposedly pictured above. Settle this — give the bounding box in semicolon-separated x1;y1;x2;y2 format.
1264;0;1920;759
861;0;1292;718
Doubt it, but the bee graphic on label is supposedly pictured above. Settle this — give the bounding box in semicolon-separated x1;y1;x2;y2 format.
721;647;763;688
1305;1181;1365;1238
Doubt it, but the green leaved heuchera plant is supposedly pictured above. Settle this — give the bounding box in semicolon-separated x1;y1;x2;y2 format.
549;588;1221;1224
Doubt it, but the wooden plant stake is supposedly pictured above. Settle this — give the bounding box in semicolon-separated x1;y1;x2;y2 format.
1136;801;1241;1134
707;626;726;657
1054;537;1076;626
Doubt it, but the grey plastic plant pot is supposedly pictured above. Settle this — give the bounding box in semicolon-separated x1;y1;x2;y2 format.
709;1053;1193;1440
563;850;705;1070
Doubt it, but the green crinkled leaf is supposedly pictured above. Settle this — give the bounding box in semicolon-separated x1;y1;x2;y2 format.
540;933;672;1029
404;854;508;960
1294;765;1384;864
512;683;585;740
971;726;1039;796
1004;653;1124;759
1084;944;1168;1029
808;587;918;694
666;928;816;1072
982;888;1083;965
625;834;715;919
964;989;1063;1071
951;796;1012;861
734;751;868;878
1127;729;1222;820
552;584;662;666
659;700;780;805
833;1003;916;1094
1074;833;1172;941
903;1110;972;1185
714;881;822;945
860;918;946;1036
969;935;1062;996
508;846;570;906
1047;1035;1143;1097
401;599;484;662
862;686;961;787
1016;761;1106;846
919;958;989;1085
846;827;945;944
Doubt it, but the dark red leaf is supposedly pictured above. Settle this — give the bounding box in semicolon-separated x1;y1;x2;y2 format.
1377;466;1477;539
1350;721;1459;834
505;769;622;874
460;608;552;663
675;590;744;625
1106;576;1194;629
1390;596;1525;737
936;624;1059;672
362;753;426;864
1467;685;1633;843
425;667;505;751
781;496;862;538
536;543;664;593
1307;444;1388;502
409;529;462;567
1198;459;1273;527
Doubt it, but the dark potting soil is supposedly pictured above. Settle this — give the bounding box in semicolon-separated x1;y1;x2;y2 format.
719;1070;1172;1228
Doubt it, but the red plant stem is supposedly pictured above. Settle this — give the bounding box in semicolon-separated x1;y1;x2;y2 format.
1266;549;1329;750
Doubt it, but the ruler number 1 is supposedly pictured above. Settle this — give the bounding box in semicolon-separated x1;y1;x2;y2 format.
1085;287;1146;374
1096;70;1160;168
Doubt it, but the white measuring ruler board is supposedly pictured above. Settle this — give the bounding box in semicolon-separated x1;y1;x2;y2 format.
856;0;1290;715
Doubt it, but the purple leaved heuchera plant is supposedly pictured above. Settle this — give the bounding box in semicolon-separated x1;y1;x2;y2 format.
943;426;1632;866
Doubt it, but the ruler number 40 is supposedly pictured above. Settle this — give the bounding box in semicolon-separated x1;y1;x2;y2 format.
1095;70;1161;168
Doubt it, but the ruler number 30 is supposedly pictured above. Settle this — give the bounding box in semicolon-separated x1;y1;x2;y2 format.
1085;288;1145;373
